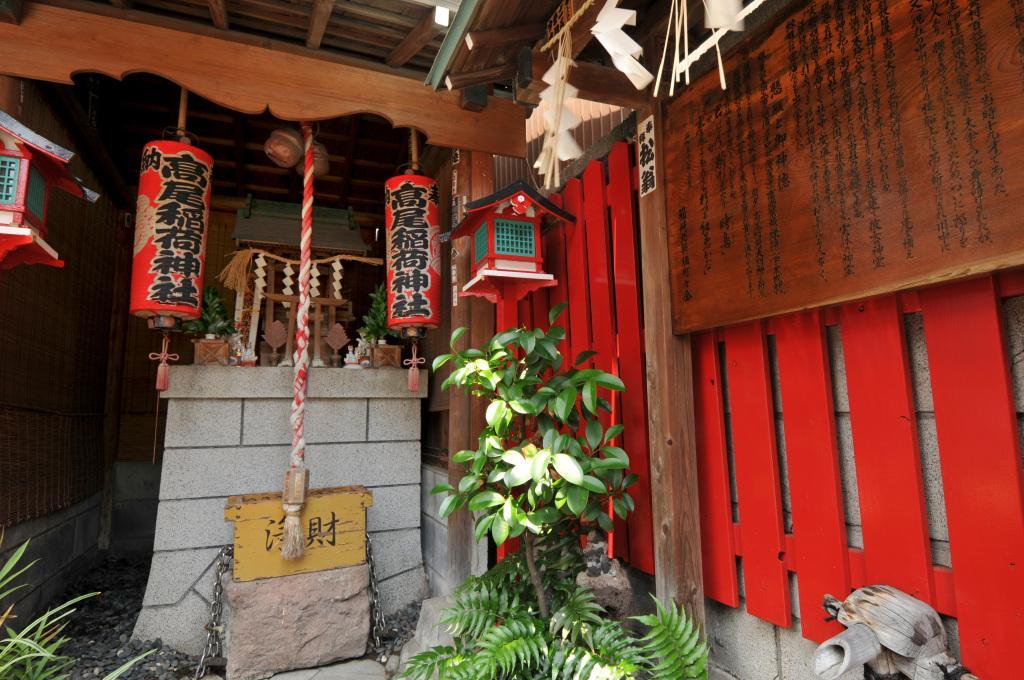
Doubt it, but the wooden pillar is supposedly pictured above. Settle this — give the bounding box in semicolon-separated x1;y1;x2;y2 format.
0;74;21;115
636;101;705;624
446;149;495;583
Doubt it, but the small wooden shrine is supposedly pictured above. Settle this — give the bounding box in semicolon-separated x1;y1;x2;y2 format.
0;110;97;270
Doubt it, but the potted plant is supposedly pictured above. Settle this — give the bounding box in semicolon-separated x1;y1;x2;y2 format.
184;285;236;365
400;304;708;680
358;283;400;368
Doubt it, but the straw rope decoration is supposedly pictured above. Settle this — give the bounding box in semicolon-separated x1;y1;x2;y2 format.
280;122;315;560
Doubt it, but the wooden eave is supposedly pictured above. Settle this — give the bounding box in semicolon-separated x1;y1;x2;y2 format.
0;2;527;157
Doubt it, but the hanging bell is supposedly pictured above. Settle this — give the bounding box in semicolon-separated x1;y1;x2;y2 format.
294;140;330;178
264;128;304;168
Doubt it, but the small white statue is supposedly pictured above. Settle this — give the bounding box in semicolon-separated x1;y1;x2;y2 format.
343;346;360;369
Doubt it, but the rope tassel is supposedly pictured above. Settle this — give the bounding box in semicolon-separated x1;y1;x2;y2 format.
281;121;316;560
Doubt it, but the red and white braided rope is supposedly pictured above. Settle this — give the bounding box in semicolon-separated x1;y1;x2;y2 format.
290;122;314;469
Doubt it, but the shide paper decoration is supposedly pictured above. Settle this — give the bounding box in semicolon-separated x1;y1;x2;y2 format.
591;0;653;90
657;0;762;96
533;44;582;190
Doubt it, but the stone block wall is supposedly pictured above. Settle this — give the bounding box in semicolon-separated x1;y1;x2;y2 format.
133;366;428;654
0;495;100;621
421;464;488;598
110;461;162;554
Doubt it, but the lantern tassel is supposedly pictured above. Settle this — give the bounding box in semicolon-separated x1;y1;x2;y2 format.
148;331;179;393
405;340;425;393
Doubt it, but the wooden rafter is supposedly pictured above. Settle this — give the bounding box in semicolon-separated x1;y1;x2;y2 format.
206;0;228;29
0;3;526;156
445;63;516;91
517;49;649;109
387;9;442;68
306;0;334;49
464;22;545;50
0;0;21;24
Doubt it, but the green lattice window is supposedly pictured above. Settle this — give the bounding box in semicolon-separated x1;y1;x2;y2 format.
0;156;19;205
474;223;489;263
494;219;535;258
26;166;45;218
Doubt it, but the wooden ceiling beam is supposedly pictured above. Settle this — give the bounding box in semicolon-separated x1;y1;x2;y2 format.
445;63;516;91
464;22;545;50
4;2;527;157
518;49;650;110
0;0;22;24
108;0;130;9
387;9;442;68
206;0;228;29
306;0;333;48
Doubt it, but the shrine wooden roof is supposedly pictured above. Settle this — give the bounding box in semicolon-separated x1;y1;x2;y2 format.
70;0;451;75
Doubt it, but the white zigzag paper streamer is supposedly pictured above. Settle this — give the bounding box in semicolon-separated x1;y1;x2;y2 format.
591;0;653;90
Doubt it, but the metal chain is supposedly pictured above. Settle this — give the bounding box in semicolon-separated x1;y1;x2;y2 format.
365;532;388;662
194;546;233;679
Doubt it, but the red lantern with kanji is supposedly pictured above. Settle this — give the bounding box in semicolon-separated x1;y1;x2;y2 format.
384;173;441;335
129;140;213;323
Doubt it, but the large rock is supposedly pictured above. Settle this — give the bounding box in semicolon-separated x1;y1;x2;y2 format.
393;597;454;678
223;564;370;680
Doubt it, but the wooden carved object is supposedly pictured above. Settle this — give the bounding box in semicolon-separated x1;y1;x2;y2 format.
325;323;349;367
813;586;977;680
193;338;229;365
371;344;401;369
263;319;288;366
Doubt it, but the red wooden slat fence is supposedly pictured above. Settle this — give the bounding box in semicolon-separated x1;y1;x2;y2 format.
493;140;1022;679
695;272;1024;679
506;141;655;574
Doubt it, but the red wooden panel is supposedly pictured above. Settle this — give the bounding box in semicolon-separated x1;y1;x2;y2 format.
919;276;1024;680
582;160;616;371
693;331;740;606
773;311;849;642
561;178;591;367
517;297;532;331
530;279;550;334
723;321;791;626
607;141;653;573
839;297;935;602
544;225;570;357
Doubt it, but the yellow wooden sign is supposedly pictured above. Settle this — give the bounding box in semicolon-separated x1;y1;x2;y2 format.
224;485;373;582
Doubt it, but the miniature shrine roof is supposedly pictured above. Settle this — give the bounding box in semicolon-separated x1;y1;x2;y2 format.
0;110;99;203
453;180;575;239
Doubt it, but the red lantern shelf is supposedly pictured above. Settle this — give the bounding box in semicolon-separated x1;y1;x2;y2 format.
450;180;574;309
0;110;98;270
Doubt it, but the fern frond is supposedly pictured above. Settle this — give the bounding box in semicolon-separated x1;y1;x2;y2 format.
475;620;547;678
585;621;646;671
632;597;709;680
547;639;633;680
549;587;604;643
398;646;468;680
442;582;521;639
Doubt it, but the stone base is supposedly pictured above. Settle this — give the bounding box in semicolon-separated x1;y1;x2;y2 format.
223;564;371;680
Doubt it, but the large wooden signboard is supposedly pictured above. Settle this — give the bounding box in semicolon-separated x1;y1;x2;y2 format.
224;485;372;582
664;0;1024;333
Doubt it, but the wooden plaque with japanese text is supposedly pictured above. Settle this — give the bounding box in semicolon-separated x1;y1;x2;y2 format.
224;485;372;582
664;0;1024;333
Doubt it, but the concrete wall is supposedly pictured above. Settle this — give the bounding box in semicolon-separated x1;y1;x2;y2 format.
0;495;100;621
133;366;429;654
110;461;162;554
702;299;1024;679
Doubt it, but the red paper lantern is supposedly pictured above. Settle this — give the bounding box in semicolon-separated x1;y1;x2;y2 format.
129;140;213;322
384;173;441;335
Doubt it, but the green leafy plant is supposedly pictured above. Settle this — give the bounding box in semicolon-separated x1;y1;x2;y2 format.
182;285;235;338
431;303;634;616
401;306;708;680
358;283;398;344
0;535;152;679
400;556;707;680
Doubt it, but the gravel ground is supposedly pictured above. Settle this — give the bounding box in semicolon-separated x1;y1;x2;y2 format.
49;554;198;680
46;554;423;679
